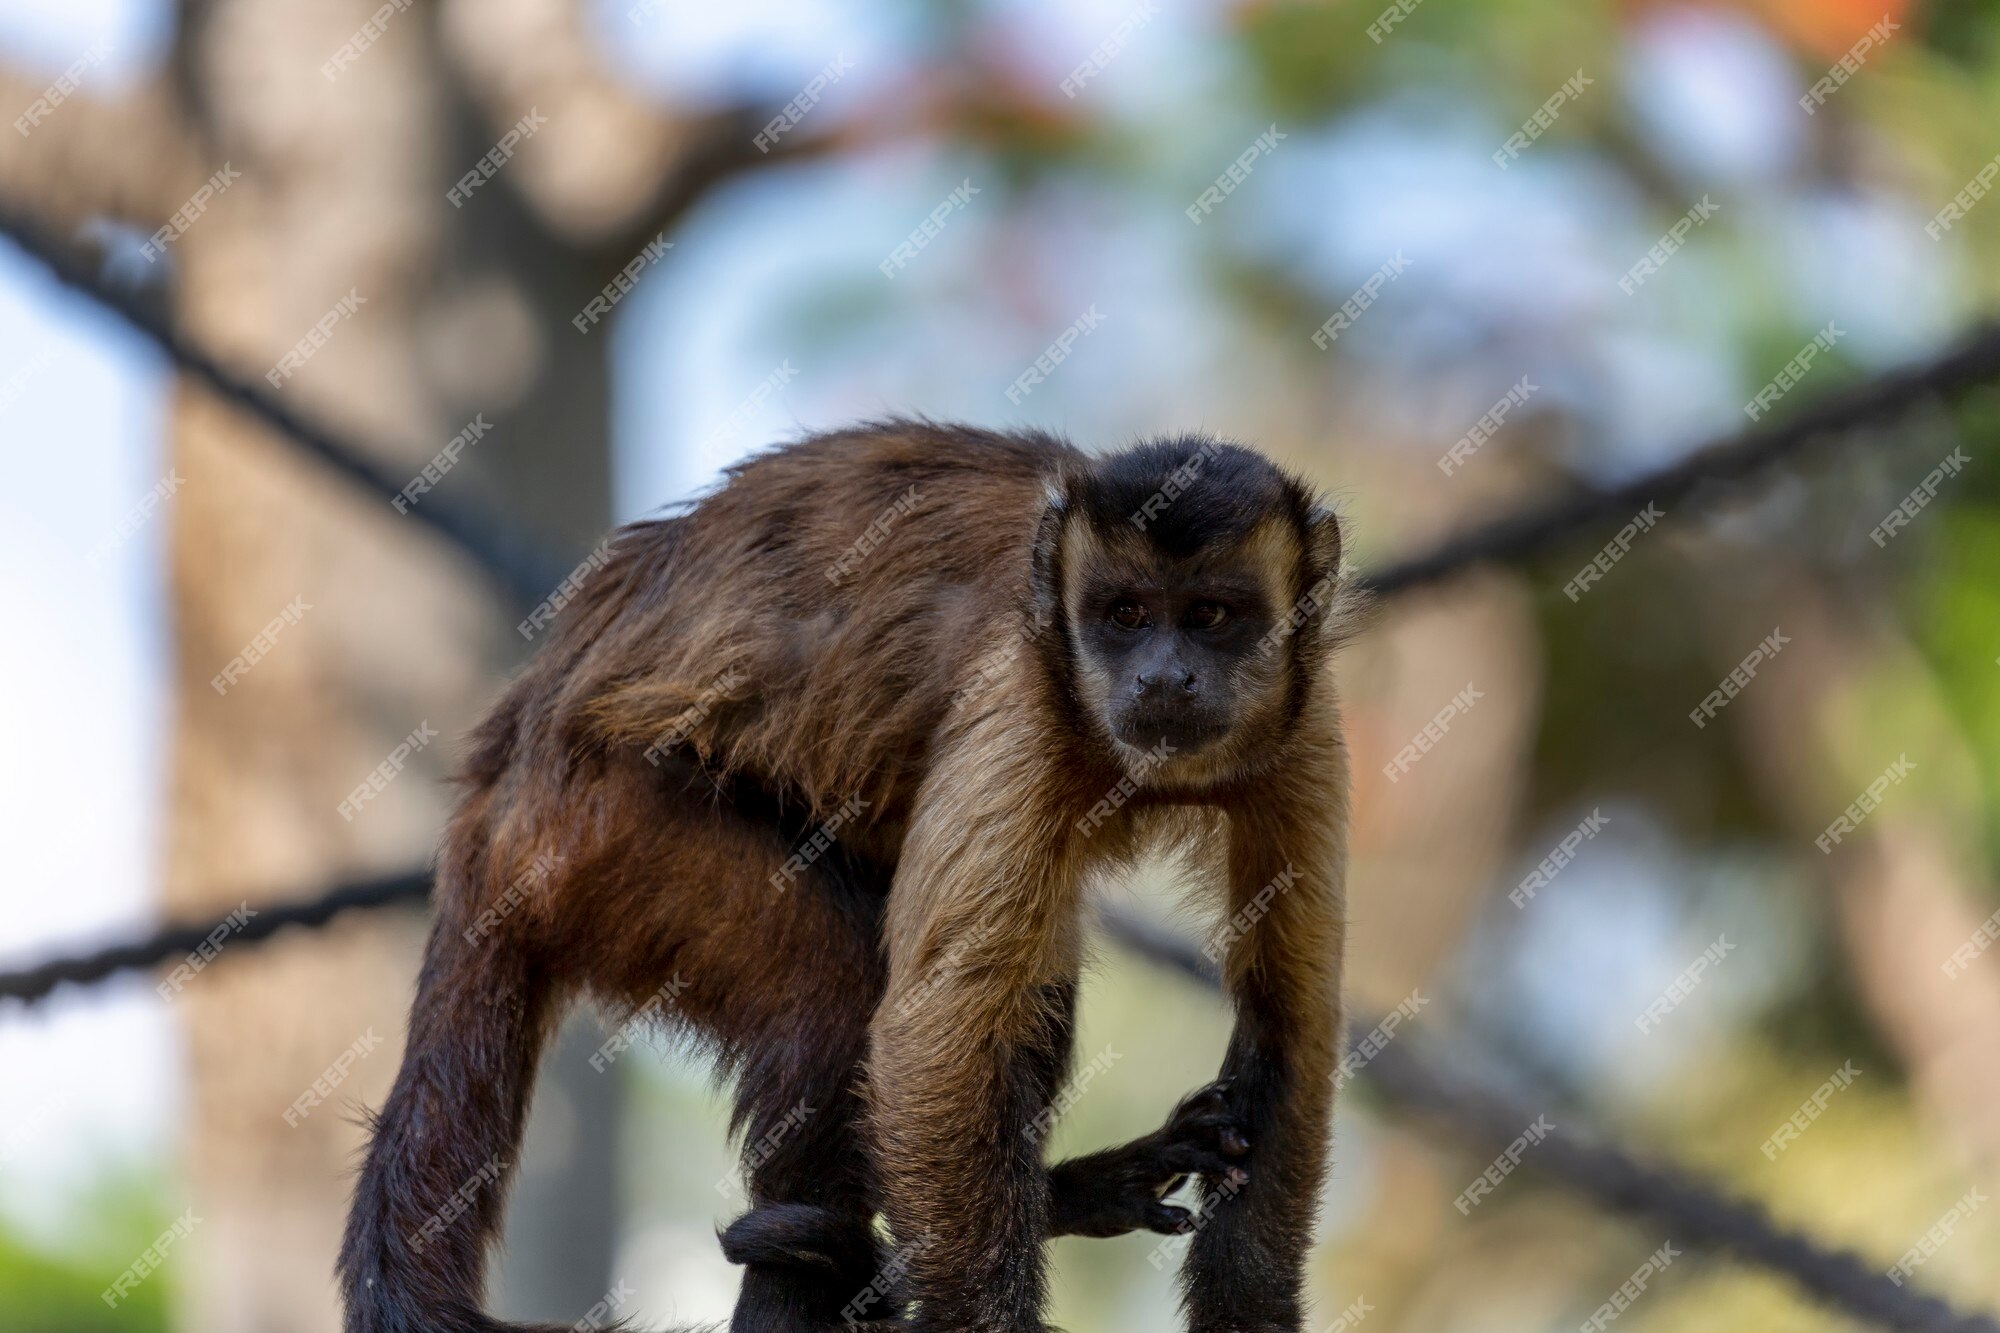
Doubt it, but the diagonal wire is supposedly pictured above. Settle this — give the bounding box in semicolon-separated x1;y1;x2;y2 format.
1360;322;2000;597
0;872;430;1006
0;201;569;607
1100;908;2000;1333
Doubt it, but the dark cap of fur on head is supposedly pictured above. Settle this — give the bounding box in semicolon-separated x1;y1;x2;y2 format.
1029;432;1345;643
1071;434;1318;559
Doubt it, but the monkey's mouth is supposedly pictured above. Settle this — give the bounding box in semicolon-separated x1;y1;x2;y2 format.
1111;708;1228;759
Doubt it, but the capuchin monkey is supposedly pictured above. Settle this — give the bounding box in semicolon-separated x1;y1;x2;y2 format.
339;421;1353;1333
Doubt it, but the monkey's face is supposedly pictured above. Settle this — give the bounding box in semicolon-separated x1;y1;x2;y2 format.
1031;437;1341;789
1061;520;1296;771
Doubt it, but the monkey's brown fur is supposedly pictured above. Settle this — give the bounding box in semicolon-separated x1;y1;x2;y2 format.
339;420;1354;1333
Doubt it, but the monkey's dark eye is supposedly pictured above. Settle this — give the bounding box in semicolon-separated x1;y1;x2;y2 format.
1108;600;1150;630
1186;601;1228;631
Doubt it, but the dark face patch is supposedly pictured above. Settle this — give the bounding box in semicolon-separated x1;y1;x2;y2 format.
1030;433;1333;780
1061;505;1299;764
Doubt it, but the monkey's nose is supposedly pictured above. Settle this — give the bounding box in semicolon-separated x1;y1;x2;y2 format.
1134;670;1199;699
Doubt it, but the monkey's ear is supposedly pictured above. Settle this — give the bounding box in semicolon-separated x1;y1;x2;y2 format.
1029;483;1070;628
1305;502;1342;586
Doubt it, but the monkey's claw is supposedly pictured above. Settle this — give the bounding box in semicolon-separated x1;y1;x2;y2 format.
1046;1080;1253;1238
1168;1080;1252;1158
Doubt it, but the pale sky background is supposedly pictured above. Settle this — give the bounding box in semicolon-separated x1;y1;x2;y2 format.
0;0;177;1239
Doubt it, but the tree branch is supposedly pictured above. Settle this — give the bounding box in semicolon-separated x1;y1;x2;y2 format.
0;64;201;231
436;0;701;245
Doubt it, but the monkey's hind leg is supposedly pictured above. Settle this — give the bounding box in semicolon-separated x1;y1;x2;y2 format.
713;853;897;1330
600;764;897;1330
338;798;589;1333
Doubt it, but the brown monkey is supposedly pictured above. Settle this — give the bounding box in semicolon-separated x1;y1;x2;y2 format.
338;421;1352;1333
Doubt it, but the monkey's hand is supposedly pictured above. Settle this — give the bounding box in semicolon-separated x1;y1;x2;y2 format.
1046;1080;1251;1239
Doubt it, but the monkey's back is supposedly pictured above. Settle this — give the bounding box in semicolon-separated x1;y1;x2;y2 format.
521;421;1079;838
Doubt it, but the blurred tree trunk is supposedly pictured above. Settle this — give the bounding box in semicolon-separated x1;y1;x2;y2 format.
154;1;626;1328
162;4;470;1328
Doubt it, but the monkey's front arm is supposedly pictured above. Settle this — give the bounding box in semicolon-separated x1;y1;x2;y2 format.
1177;791;1346;1333
867;706;1344;1332
865;714;1096;1331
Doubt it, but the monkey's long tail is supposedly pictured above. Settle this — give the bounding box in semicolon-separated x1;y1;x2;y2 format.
335;878;708;1333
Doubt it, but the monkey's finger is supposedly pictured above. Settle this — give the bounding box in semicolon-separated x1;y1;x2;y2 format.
1146;1203;1195;1235
1170;1102;1253;1150
1170;1097;1239;1130
1168;1078;1230;1112
1160;1143;1243;1180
